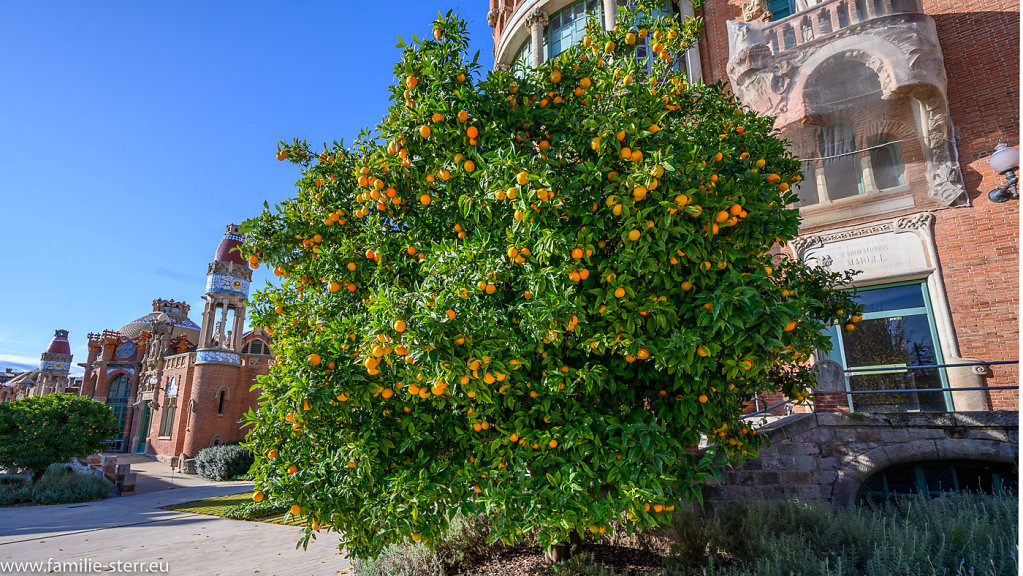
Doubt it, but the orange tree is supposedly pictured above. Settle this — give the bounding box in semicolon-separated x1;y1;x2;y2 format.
240;4;860;559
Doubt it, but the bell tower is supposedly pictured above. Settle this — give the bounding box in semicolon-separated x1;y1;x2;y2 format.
183;224;253;459
36;329;72;396
196;224;251;357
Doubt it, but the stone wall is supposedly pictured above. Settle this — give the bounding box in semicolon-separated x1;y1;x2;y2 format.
703;411;1018;506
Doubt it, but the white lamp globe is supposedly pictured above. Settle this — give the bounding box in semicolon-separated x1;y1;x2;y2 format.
989;142;1019;174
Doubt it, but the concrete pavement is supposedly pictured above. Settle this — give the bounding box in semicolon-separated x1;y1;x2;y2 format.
0;460;354;575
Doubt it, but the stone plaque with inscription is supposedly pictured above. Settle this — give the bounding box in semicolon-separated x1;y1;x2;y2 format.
803;231;928;281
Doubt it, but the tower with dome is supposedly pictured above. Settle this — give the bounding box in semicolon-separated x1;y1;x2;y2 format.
0;329;78;401
78;224;272;463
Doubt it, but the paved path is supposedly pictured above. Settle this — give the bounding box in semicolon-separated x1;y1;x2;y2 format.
0;462;354;575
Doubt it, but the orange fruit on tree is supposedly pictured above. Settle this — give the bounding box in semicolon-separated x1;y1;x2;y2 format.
419;125;431;138
308;353;321;366
253;491;265;502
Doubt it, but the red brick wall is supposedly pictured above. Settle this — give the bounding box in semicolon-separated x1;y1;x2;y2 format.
925;0;1019;409
147;361;194;460
696;1;1019;410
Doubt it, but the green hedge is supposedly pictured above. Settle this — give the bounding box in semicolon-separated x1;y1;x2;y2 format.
222;499;290;520
194;444;253;481
0;465;112;506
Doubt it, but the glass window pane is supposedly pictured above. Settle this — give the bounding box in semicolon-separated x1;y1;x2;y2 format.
870;141;904;189
795;161;819;206
855;284;925;313
819;124;861;200
921;463;957;493
844;314;946;412
883;465;919;494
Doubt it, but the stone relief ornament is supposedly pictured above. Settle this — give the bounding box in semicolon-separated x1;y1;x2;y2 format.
486;8;499;27
741;0;770;22
525;7;549;28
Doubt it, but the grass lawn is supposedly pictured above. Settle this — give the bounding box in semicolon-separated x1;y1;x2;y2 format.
161;491;305;526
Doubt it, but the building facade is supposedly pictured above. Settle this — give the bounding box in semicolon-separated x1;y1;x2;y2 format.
79;225;272;462
0;329;78;401
487;0;1019;413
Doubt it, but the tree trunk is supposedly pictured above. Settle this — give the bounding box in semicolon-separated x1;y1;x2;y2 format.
546;531;582;563
32;468;46;484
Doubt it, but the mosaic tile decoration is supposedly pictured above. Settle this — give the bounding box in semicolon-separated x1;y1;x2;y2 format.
40;360;69;372
224;232;244;242
196;349;241;364
205;273;250;296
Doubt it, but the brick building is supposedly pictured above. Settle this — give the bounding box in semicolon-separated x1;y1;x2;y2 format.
79;225;271;462
0;330;78;401
486;0;1018;414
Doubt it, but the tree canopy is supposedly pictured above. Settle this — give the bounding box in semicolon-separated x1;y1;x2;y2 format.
0;393;119;482
241;4;859;558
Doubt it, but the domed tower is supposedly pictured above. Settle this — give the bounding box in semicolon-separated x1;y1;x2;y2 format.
36;329;72;396
183;224;254;458
197;224;251;355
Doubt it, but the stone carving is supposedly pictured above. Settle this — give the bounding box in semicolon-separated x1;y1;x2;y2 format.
741;0;770;22
486;8;499;27
494;62;511;73
895;212;934;231
525;7;548;28
914;92;965;205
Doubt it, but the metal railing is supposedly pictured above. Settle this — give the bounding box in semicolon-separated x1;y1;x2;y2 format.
741;359;1018;419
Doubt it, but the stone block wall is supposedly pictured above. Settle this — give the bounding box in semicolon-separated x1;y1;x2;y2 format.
703;411;1018;506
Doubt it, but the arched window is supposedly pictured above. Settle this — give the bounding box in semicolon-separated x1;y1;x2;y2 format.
858;460;1017;504
868;136;906;190
547;0;602;60
217;390;226;415
242;340;271;355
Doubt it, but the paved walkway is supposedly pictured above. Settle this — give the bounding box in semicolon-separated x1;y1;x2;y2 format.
0;460;354;575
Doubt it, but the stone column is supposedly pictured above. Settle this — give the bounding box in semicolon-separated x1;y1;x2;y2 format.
676;0;703;82
602;0;617;31
526;8;548;68
812;360;851;412
231;306;246;351
198;299;216;347
217;304;229;345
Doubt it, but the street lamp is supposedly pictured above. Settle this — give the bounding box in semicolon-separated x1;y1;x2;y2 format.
987;142;1019;203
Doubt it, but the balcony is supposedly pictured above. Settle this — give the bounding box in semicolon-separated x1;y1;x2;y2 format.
725;0;966;206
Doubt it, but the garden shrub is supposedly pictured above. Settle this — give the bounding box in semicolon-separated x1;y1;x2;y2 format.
31;470;112;505
222;499;290;520
0;465;112;506
194;444;254;481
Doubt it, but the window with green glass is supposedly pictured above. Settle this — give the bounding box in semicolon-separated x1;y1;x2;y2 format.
821;281;951;412
548;0;602;59
105;374;131;441
513;38;533;76
768;0;795;20
857;460;1017;504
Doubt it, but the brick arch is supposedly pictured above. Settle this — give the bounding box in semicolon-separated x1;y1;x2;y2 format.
213;385;231;402
833;438;1012;506
209;434;224;447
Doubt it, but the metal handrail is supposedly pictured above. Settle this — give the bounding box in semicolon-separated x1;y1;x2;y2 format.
740;359;1019;420
844;360;1018;373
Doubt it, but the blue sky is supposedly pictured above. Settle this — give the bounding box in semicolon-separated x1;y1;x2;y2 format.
0;2;495;375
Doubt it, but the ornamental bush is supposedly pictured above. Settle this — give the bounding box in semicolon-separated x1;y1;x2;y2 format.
0;466;113;506
0;393;119;483
241;2;860;559
194;444;254;481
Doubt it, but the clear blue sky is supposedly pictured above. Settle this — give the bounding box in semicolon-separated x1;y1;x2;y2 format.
0;1;495;375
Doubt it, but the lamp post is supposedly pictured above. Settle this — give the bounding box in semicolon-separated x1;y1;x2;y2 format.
987;142;1019;203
